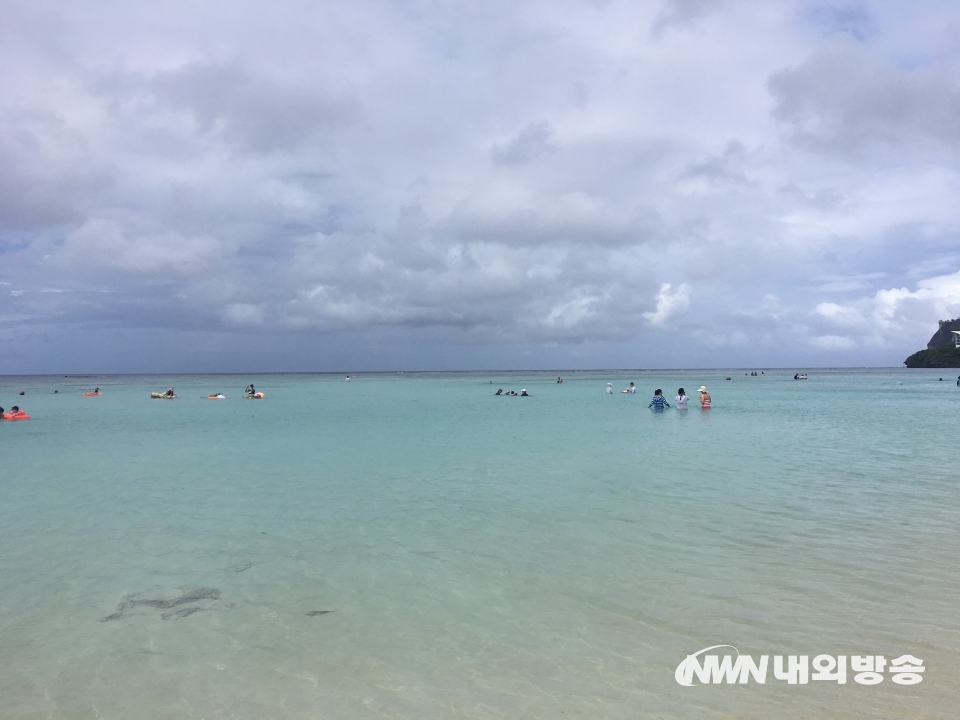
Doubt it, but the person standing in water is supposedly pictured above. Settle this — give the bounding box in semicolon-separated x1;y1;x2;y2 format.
606;383;614;394
648;389;670;409
675;388;688;409
698;386;711;408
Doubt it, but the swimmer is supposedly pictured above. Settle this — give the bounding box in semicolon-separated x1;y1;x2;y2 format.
605;383;614;394
2;405;30;420
648;389;670;409
698;386;711;409
557;376;563;383
676;388;688;409
208;393;226;399
628;382;636;393
495;388;503;395
520;389;529;396
165;388;175;397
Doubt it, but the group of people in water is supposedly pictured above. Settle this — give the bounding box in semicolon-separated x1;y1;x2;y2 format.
646;387;711;409
606;382;711;408
202;385;263;399
151;384;264;399
604;382;710;407
497;382;712;408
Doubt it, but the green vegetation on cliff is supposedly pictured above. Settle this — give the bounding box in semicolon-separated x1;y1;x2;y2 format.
904;346;960;368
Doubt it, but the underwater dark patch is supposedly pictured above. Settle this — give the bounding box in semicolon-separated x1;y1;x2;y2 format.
102;588;221;622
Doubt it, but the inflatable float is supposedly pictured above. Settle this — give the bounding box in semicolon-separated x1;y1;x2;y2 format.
243;392;265;399
2;411;31;420
82;392;101;397
151;392;177;399
207;394;226;399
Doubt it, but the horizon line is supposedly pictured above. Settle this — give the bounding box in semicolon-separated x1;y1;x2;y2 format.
0;366;914;378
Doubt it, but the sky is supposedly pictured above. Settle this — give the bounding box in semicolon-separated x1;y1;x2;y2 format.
2;0;960;373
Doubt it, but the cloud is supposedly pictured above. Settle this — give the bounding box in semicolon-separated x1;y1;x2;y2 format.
56;219;224;275
651;0;724;36
769;42;960;157
492;121;559;166
223;303;265;327
141;61;361;154
808;269;960;349
810;334;856;350
1;1;959;371
808;4;878;42
644;283;691;326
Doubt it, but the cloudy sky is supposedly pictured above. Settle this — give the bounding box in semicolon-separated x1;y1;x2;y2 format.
2;0;960;372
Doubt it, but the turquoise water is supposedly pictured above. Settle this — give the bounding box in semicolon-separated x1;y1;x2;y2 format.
1;370;958;719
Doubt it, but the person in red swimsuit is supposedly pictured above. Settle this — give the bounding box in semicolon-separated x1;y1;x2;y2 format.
698;386;711;408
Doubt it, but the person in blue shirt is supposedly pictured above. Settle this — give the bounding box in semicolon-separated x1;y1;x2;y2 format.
648;389;670;409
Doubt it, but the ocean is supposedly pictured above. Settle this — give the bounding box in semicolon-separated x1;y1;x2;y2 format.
1;369;957;718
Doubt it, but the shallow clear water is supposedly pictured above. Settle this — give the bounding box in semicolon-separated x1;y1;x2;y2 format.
1;369;958;719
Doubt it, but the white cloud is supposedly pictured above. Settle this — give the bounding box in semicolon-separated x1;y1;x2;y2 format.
644;283;691;326
809;269;960;350
57;218;223;275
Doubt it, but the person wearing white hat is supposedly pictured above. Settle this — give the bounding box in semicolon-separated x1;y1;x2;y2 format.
520;389;529;396
605;383;614;394
698;386;711;409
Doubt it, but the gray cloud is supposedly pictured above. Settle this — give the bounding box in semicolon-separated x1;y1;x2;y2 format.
1;0;960;371
492;121;558;166
769;42;960;157
651;0;724;36
808;4;878;42
142;62;361;154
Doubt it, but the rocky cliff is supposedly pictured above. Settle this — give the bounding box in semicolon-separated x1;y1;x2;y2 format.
926;318;960;349
904;318;960;367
